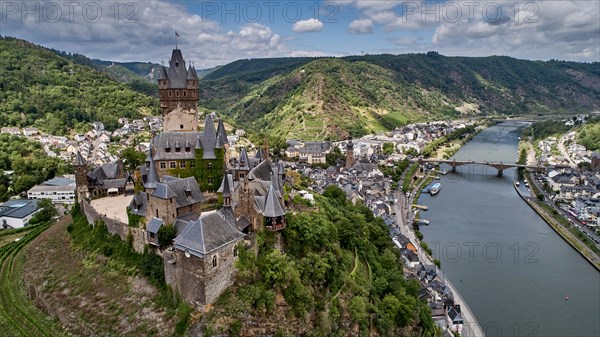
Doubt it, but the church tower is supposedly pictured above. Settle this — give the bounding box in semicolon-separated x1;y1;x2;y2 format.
158;49;199;131
74;151;89;201
345;137;354;169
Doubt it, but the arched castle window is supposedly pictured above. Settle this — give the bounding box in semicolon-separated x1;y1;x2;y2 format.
207;162;213;171
212;255;218;268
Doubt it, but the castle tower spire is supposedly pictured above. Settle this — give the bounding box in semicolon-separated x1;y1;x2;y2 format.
158;48;199;131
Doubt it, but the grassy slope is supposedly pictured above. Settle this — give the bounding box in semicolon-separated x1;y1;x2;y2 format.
22;210;189;337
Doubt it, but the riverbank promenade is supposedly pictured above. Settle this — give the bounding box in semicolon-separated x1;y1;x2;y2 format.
394;189;486;337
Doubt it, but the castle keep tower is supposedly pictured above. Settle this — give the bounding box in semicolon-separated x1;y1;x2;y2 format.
158;49;199;131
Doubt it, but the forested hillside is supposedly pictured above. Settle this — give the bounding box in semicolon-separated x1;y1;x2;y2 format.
0;36;159;135
202;185;436;337
201;53;600;140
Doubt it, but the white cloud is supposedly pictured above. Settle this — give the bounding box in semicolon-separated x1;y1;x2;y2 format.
0;1;329;67
348;19;373;34
292;19;324;33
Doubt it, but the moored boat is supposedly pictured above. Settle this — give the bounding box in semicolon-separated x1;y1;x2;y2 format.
430;183;441;195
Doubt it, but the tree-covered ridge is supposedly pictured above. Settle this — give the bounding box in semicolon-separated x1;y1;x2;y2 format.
577;116;600;151
203;185;436;337
201;53;600;140
0;36;159;135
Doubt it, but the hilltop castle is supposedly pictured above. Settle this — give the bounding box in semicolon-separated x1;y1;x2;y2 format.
122;48;287;307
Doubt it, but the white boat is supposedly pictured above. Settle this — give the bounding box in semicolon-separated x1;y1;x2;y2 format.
430;183;441;195
516;181;520;186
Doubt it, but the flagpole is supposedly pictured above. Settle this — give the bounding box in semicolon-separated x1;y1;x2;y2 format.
175;31;178;49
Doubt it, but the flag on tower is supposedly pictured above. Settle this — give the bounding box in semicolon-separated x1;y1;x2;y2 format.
175;31;180;37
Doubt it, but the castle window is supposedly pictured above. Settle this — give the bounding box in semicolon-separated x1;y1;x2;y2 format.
190;161;196;168
170;161;176;169
180;125;184;129
185;146;190;152
233;246;238;257
176;91;179;97
156;209;159;217
212;255;218;268
168;91;172;97
149;232;155;239
160;162;166;169
180;162;186;169
208;177;213;185
207;162;213;171
165;146;171;153
175;147;181;153
183;91;187;97
239;172;245;179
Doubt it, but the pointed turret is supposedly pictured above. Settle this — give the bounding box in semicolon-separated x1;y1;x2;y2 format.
255;148;263;162
195;135;202;149
202;114;217;159
217;118;228;146
186;64;199;81
145;147;160;191
263;178;286;231
159;66;168;81
235;147;250;181
222;173;232;207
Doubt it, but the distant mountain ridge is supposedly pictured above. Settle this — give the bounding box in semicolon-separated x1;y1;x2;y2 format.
200;53;600;140
2;36;599;140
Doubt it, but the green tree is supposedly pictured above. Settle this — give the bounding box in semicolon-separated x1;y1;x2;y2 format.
121;146;146;172
29;198;58;225
157;224;177;246
382;142;395;155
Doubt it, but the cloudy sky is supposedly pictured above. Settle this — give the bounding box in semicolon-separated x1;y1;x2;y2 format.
1;0;599;68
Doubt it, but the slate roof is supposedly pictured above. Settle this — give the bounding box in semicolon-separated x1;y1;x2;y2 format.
217;174;235;194
75;151;86;166
145;147;160;189
166;49;188;88
186;65;198;80
201;114;217;159
173;211;244;257
217;119;228;145
221;173;232;198
248;159;273;181
147;217;164;234
236;148;251;171
88;162;121;181
0;199;40;219
158;66;168;80
43;176;75;186
152;132;199;161
263;182;286;218
152;176;203;208
128;192;148;216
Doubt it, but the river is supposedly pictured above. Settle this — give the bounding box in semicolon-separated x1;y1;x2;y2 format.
418;122;600;337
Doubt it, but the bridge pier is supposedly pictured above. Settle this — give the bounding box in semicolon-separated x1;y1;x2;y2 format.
497;169;503;177
451;166;456;173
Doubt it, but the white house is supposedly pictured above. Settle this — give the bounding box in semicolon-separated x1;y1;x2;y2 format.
27;175;76;205
0;199;42;229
